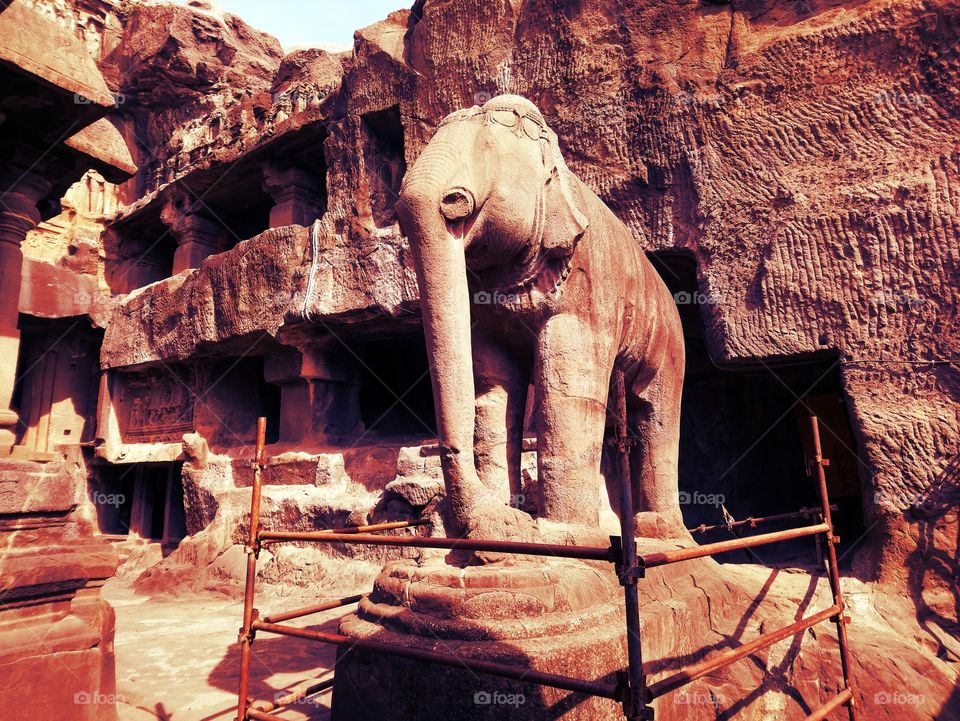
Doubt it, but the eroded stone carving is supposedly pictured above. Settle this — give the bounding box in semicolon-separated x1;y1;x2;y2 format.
116;367;194;443
398;95;686;541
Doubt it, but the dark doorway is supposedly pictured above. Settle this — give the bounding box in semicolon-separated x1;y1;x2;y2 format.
361;105;406;228
197;356;281;446
91;462;186;553
648;253;865;565
357;334;436;439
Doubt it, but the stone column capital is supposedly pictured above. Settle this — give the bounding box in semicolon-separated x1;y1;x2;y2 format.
261;164;324;228
0;171;52;248
160;189;223;273
159;191;221;244
261;163;322;196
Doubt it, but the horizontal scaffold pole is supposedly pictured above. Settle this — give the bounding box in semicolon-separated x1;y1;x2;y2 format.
802;687;854;721
256;531;614;562
258;519;428;546
250;677;335;715
252;621;620;700
262;594;365;624
245;709;285;721
640;523;830;569
689;506;835;535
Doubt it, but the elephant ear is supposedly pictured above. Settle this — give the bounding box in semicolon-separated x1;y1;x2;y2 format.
540;132;589;258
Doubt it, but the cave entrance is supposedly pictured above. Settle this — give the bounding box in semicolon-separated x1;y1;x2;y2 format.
648;253;865;565
361;105;406;228
92;462;186;554
201;174;274;250
105;208;176;293
196;355;281;448
11;318;101;459
357;333;436;441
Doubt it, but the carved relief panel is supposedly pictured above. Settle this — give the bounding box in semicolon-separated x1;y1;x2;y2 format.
116;366;194;443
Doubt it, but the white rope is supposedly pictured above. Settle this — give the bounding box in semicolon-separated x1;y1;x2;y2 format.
302;218;321;321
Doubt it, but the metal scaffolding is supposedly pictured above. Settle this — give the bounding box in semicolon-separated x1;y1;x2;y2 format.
234;372;859;721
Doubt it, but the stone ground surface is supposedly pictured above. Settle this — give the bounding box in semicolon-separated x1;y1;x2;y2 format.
105;556;959;721
106;578;350;721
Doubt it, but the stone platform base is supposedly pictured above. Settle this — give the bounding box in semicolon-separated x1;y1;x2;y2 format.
315;538;960;721
330;548;747;721
331;558;624;720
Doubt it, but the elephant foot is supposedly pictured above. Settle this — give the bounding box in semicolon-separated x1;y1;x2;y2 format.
446;504;539;565
633;510;692;542
467;502;537;541
535;517;613;548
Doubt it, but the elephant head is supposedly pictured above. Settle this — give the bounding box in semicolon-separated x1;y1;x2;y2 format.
397;94;589;535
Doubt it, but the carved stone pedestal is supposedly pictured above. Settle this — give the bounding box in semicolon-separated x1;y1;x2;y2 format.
332;558;625;721
331;549;782;721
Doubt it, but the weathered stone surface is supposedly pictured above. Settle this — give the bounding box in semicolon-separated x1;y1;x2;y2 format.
64;118;138;178
334;558;626;721
3;0;959;716
384;476;444;508
0;596;118;721
93;0;959;582
0;459;77;515
0;0;115;109
100;225;309;367
18;257;111;324
335;553;960;720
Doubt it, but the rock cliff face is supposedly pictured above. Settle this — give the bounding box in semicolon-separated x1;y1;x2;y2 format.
8;0;958;718
98;0;958;585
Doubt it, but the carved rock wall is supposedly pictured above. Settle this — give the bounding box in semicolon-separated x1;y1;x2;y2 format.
90;0;958;590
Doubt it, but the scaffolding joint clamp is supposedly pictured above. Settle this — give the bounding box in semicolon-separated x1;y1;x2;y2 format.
625;564;645;583
608;536;623;566
610;537;643;584
238;610;260;644
615;671;654;719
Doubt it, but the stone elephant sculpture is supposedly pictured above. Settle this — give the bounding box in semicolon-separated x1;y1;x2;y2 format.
397;94;686;541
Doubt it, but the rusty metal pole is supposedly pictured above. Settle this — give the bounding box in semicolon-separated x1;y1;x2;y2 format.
809;415;858;721
256;530;612;559
613;370;652;721
688;506;837;535
640;523;829;568
236;416;267;721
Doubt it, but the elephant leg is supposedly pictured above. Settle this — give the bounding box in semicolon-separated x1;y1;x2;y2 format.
472;328;528;508
629;368;689;540
534;314;613;526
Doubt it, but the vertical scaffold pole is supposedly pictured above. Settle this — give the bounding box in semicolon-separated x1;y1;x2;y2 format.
236;416;267;721
613;370;653;720
809;415;858;721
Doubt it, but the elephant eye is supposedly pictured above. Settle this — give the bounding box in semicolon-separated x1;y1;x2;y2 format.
489;109;518;128
520;116;542;140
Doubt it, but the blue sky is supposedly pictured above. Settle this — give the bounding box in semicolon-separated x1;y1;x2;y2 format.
188;0;409;51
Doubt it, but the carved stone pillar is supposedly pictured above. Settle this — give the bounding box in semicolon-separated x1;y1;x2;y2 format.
0;169;51;452
160;192;222;274
265;345;360;444
262;164;323;228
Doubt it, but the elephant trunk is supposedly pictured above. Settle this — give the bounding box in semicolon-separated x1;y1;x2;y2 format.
398;141;485;535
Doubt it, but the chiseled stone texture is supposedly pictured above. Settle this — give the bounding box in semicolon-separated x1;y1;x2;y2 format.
101;225;310;367
8;0;951;717
96;0;959;582
334;553;960;720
